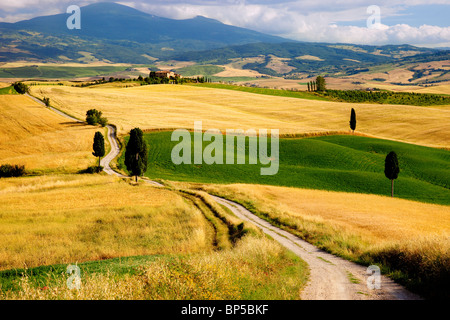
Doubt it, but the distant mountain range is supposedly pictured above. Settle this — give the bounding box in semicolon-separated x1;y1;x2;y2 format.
0;2;448;78
0;2;287;63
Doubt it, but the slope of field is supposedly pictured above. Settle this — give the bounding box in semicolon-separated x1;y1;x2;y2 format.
0;174;308;300
120;132;450;205
0;175;213;271
0;235;308;300
29;84;450;148
0;95;99;173
199;183;449;299
0;65;131;79
0;86;18;94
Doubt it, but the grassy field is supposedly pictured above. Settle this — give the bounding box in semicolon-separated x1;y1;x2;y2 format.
0;86;18;95
29;84;450;148
0;175;308;300
0;236;308;300
0;175;214;271
0;95;101;174
177;65;225;77
190;83;329;101
0;65;131;79
198;183;449;299
119;132;450;205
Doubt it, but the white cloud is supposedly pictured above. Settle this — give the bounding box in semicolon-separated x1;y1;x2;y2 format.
0;0;449;46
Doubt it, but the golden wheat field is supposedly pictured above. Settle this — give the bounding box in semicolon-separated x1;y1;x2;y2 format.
29;84;450;148
0;95;101;173
0;175;214;271
203;183;450;243
201;183;450;267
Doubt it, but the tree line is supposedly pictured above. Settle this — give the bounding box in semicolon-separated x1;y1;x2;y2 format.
322;89;450;106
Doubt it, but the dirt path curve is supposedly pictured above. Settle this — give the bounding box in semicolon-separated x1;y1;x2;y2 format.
212;196;421;300
30;93;420;300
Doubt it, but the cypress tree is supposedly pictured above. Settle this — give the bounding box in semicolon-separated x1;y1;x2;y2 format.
350;108;357;133
125;128;148;182
384;151;400;197
92;131;105;169
316;76;326;92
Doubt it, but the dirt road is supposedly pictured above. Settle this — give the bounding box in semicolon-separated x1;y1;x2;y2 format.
212;196;421;300
33;93;421;300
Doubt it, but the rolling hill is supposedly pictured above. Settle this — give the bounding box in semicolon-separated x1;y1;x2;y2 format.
0;2;287;63
0;94;99;173
0;0;446;76
119;132;450;205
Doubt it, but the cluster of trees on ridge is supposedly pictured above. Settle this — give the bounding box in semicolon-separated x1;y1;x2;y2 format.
307;76;326;92
321;89;450;106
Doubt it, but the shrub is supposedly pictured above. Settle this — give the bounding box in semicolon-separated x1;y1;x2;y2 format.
98;117;108;127
79;166;104;174
43;97;50;107
86;109;108;126
0;164;26;178
12;82;28;94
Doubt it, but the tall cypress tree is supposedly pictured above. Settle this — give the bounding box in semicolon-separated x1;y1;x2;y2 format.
92;131;105;169
349;108;357;133
307;82;310;92
125;128;148;182
316;76;326;92
384;151;400;197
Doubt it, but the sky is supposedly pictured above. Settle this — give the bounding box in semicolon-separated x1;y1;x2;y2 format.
0;0;449;47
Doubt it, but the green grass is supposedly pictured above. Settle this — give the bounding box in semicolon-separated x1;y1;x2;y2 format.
210;76;260;82
322;90;450;106
119;132;450;205
0;255;161;292
177;65;225;77
189;83;330;101
0;66;130;79
0;240;308;300
0;86;18;95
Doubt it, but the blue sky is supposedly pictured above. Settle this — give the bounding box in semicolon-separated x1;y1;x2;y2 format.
339;4;450;28
0;0;449;47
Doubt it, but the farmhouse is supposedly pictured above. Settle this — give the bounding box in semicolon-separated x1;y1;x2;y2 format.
154;70;182;79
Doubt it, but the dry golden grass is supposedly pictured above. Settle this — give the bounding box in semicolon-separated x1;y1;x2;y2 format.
201;183;450;243
1;236;308;300
0;175;213;271
0;61;131;68
0;95;101;173
414;84;450;95
215;65;263;77
29;84;450;148
200;183;449;299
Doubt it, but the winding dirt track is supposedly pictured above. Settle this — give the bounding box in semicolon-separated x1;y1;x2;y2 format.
212;196;421;300
32;94;421;300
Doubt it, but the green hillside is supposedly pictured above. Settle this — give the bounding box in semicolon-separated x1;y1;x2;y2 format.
0;66;130;79
0;86;18;94
119;133;450;205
